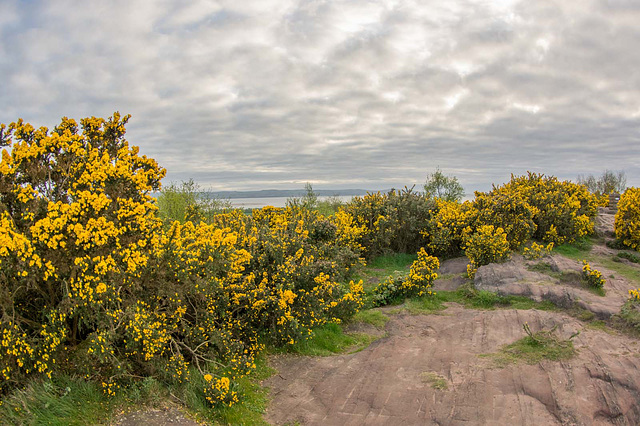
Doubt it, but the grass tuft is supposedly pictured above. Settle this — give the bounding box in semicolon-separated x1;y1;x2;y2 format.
285;323;377;357
482;324;576;367
351;310;390;329
420;372;448;390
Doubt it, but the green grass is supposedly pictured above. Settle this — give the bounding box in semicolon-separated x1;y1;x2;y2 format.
285;323;377;357
403;284;557;314
367;253;418;269
615;251;640;264
615;300;640;336
353;252;417;296
0;356;276;426
554;237;593;260
481;327;576;366
420;372;448;390
351;310;389;329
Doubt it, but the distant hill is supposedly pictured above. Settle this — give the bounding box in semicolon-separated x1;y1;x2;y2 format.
204;189;372;199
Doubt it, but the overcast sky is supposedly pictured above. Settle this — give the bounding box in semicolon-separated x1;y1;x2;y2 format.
1;0;639;192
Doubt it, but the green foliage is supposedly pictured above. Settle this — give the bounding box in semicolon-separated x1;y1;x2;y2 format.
157;179;232;224
615;187;640;250
420;372;448;390
553;237;593;259
577;170;627;196
286;182;318;210
343;187;435;258
423;167;465;202
615;251;640;263
618;300;640;335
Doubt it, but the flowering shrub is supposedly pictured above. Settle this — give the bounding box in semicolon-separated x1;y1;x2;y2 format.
372;248;439;306
203;374;238;407
522;242;554;260
505;173;596;244
629;289;640;302
614;187;640;250
581;261;605;289
422;199;472;258
464;225;510;278
0;115;366;399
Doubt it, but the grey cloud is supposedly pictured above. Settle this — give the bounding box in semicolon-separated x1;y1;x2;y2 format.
1;0;639;193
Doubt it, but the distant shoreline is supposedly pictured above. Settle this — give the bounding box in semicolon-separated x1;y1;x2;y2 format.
204;189;376;199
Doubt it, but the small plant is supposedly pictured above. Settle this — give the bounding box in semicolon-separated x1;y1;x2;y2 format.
630;289;640;302
484;323;577;366
582;260;606;290
522;242;554;260
420;372;448;390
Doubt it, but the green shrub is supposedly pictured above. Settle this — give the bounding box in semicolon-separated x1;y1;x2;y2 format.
463;225;510;278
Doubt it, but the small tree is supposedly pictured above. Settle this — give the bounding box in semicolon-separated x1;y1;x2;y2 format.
286;182;318;210
156;179;231;224
577;170;627;196
424;168;465;202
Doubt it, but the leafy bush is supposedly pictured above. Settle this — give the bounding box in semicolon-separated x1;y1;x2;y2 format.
614;187;640;250
372;248;439;306
422;199;472;258
343;187;434;258
156;179;231;224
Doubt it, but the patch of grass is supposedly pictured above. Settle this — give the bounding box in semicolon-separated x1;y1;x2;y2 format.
286;323;377;356
368;253;418;270
353;253;419;299
585;320;617;334
0;375;121;425
420;372;448;390
0;355;276;426
482;324;577;366
616;251;640;264
593;256;640;284
615;300;640;336
402;284;557;315
554;237;593;260
351;309;389;328
568;304;596;321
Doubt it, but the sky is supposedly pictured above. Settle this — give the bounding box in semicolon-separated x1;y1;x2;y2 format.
1;0;639;193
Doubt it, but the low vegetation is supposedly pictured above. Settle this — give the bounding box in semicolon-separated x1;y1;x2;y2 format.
482;323;577;367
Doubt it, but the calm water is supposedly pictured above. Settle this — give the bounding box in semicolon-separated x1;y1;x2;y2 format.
229;195;355;209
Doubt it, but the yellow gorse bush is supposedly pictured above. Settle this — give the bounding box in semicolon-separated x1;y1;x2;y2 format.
464;225;510;278
615;187;640;250
0;114;366;401
522;242;554;260
581;260;605;289
629;289;640;302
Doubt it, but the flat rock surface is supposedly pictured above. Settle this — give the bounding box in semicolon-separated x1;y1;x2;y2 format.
474;254;636;318
115;407;201;426
264;306;640;425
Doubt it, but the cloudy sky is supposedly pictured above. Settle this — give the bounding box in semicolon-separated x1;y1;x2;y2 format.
1;0;639;192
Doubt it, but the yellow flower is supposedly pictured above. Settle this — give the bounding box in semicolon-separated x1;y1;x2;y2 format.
204;374;212;382
96;283;107;294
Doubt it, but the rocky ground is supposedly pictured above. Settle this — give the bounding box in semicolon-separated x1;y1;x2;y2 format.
263;210;640;425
